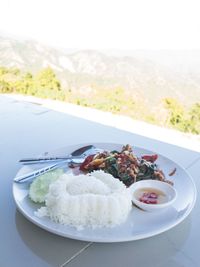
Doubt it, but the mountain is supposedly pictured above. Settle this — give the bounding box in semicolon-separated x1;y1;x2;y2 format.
0;36;200;106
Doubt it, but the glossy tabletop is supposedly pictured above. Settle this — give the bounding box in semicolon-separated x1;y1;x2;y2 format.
0;95;199;267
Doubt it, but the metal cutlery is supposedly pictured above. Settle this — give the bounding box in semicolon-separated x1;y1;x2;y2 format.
19;145;95;164
14;145;103;183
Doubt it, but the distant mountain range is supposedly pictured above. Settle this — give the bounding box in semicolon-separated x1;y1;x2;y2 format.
0;36;200;106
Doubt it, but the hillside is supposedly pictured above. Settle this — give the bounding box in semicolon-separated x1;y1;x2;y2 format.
0;36;200;107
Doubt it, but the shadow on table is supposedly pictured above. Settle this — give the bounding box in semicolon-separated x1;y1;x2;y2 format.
15;209;192;266
15;210;88;266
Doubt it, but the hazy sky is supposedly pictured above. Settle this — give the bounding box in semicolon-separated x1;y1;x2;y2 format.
0;0;200;50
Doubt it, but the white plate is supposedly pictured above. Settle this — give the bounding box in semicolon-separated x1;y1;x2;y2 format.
13;143;197;242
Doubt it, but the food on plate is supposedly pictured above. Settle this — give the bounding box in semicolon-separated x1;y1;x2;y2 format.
168;168;177;176
35;170;132;229
79;144;173;187
29;169;64;203
28;144;175;228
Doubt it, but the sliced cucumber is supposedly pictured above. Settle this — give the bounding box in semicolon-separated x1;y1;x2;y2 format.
29;169;64;203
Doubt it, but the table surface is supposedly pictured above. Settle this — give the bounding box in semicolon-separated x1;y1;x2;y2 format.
1;95;200;267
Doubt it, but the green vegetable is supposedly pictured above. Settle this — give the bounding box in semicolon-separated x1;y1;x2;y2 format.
105;156;116;165
29;169;64;203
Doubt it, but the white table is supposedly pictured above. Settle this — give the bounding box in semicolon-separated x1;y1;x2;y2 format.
0;95;199;267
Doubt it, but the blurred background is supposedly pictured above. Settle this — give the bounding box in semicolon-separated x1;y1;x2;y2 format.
0;0;200;136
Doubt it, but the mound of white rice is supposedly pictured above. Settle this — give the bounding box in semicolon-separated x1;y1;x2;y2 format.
36;170;132;229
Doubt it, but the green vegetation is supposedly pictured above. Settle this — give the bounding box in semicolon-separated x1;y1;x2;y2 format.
163;98;200;134
0;66;199;135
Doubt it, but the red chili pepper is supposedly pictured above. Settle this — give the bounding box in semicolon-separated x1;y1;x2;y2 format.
139;192;158;204
79;155;95;171
168;168;176;176
141;154;158;163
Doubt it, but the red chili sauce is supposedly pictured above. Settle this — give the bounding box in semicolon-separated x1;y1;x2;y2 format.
134;188;167;205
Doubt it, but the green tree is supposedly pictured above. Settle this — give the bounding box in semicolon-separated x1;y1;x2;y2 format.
189;103;200;134
164;98;184;126
0;80;12;93
164;98;200;134
36;67;61;91
0;67;9;76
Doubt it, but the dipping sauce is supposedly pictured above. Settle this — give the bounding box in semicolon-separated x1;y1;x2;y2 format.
134;187;168;204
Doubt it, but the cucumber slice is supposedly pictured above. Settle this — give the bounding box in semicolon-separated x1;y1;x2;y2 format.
29;169;64;203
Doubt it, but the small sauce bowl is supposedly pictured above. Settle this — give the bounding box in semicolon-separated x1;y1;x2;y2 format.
129;180;177;212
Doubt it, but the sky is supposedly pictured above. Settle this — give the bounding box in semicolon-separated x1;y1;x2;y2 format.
0;0;200;50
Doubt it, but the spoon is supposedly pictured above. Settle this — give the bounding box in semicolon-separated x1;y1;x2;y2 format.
19;145;97;164
14;145;103;183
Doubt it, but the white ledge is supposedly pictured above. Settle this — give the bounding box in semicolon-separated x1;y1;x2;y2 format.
4;93;200;152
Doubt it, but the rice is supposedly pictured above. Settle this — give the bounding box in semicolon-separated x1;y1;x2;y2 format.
36;170;132;229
